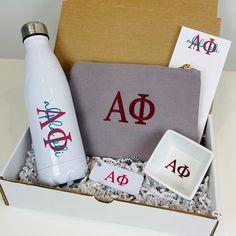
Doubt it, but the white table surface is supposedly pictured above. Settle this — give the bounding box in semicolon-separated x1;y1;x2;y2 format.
0;58;235;236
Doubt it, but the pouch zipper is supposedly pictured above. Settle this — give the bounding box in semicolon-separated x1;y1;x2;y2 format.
180;64;191;70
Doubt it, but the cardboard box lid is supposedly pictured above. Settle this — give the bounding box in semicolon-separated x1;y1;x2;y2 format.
93;0;218;17
55;0;220;76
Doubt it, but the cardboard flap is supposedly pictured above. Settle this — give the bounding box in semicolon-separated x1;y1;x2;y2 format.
66;0;218;17
55;0;220;76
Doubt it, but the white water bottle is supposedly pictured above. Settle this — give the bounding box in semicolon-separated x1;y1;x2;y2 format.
21;21;87;186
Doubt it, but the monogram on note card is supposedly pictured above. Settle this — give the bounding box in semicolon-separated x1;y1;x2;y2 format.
70;62;201;161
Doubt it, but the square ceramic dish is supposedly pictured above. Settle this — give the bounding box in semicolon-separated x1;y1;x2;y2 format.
144;130;213;200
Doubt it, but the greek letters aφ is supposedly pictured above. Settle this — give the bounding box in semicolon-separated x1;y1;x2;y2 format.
104;91;155;125
165;159;190;178
37;101;72;157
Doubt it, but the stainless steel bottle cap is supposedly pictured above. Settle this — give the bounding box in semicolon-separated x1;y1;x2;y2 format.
21;21;49;42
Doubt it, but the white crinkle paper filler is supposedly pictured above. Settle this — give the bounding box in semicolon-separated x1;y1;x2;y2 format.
19;149;38;183
19;149;213;216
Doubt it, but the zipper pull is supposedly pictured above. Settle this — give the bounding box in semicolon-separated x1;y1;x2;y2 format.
180;64;191;70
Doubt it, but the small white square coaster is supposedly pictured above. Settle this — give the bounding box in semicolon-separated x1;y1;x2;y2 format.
144;130;213;200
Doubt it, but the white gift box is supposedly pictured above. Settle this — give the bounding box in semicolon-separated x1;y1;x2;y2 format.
0;115;219;236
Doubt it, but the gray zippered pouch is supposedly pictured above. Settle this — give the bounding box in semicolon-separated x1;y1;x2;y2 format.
70;61;200;161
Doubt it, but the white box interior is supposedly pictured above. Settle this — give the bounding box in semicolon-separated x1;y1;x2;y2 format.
0;115;219;236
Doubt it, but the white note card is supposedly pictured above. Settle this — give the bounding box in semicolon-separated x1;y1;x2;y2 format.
169;26;231;140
